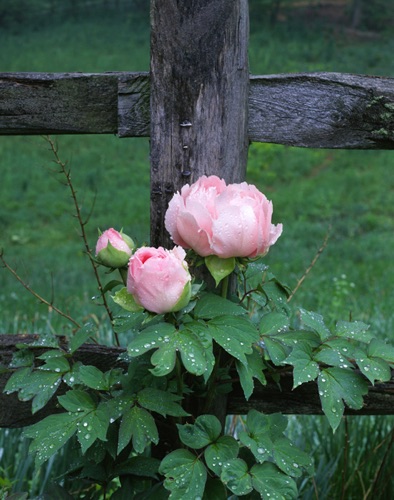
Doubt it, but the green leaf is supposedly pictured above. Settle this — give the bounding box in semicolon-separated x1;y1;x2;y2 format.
113;456;160;478
239;410;287;464
221;458;253;496
38;355;70;373
367;338;394;364
112;286;144;312
204;435;239;475
5;367;62;414
23;413;78;465
236;347;267;400
194;293;246;319
318;368;369;431
262;336;290;366
207;315;259;365
78;365;110;390
58;390;96;412
137;387;189;417
335;320;373;343
76;403;111;454
177;414;221;449
285;344;319;388
4;366;32;394
202;478;228;500
259;312;290;336
251;462;298;499
69;322;97;354
314;345;353;369
9;349;34;368
30;372;62;414
147;326;214;378
273;437;313;477
118;406;158;454
159;449;207;500
127;323;177;357
298;309;331;340
205;255;236;286
354;340;392;384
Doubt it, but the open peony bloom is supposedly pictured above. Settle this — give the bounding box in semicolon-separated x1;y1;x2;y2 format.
165;175;283;259
95;228;135;268
127;246;191;314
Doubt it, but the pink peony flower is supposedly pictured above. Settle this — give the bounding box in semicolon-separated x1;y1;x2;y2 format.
165;175;283;259
127;246;191;314
95;228;135;268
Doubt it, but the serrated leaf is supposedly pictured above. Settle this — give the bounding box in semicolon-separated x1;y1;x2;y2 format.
146;326;214;378
137;387;189;417
221;458;253;496
30;372;62;414
9;349;34;368
335;320;373;342
368;338;394;365
23;413;78;465
78;365;110;390
5;367;61;414
239;410;287;463
58;389;96;412
250;462;298;499
299;309;331;340
76;403;110;454
236;347;267;400
354;343;392;384
194;293;246;319
4;366;32;394
159;449;207;500
285;344;319;388
69;323;97;354
318;368;369;431
118;406;158;455
127;323;177;357
112;286;144;312
261;277;291;314
262;336;290;365
39;355;70;373
314;345;353;369
207;315;259;365
204;435;239;475
259;312;290;336
272;437;313;477
177;415;221;449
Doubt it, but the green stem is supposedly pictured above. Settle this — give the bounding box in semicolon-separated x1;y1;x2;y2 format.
221;275;229;299
119;267;128;286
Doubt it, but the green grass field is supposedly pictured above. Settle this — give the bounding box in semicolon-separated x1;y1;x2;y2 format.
0;2;393;497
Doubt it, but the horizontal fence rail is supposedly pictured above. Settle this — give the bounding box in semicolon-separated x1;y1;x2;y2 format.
1;72;394;148
1;335;393;428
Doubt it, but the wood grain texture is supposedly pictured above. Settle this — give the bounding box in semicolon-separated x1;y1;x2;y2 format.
1;72;393;148
1;335;393;428
249;72;394;149
149;0;250;247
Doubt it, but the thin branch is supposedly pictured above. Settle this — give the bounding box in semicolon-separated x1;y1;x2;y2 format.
44;136;120;346
287;225;331;303
0;249;81;329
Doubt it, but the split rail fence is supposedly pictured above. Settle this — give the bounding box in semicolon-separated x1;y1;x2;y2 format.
1;0;394;428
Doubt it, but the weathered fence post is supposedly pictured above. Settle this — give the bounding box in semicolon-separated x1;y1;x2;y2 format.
149;0;250;248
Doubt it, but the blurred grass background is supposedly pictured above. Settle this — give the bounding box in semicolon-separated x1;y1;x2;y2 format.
0;0;393;497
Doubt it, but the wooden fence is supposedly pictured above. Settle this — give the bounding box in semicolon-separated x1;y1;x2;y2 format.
1;0;394;428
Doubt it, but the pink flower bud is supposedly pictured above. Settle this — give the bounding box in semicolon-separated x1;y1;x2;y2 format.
165;175;282;259
127;246;191;314
95;228;135;268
